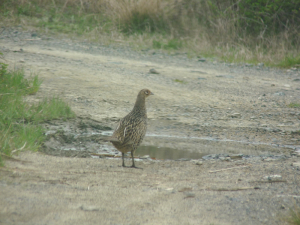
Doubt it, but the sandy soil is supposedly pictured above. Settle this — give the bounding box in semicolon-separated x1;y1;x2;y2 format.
0;26;300;225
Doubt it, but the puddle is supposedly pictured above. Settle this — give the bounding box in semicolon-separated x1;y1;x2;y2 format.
41;118;297;160
136;146;205;160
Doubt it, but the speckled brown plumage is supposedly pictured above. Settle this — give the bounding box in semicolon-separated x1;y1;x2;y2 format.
106;89;154;168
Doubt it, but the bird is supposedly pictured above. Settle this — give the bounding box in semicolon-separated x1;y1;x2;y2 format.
103;89;154;168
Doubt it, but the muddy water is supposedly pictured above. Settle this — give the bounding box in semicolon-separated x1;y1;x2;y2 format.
137;134;290;160
136;145;205;160
99;133;290;160
41;119;294;160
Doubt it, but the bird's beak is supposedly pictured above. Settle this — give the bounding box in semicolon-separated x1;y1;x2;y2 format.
150;92;154;95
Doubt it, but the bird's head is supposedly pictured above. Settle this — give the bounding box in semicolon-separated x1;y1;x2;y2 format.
139;89;154;98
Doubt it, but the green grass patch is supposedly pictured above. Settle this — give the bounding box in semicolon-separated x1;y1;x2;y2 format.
153;39;183;50
31;97;75;123
282;207;300;225
278;55;300;68
37;13;105;35
174;79;187;84
288;103;300;108
0;60;75;166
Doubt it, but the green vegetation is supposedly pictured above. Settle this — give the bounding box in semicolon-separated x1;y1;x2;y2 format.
282;207;300;225
0;0;299;67
278;55;300;68
0;59;75;166
174;79;187;84
288;103;300;108
153;39;183;50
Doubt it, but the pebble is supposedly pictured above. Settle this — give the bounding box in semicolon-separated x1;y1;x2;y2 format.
273;92;285;96
195;161;203;165
149;68;159;74
198;58;206;62
292;162;300;167
184;192;196;198
263;175;282;181
263;158;277;162
230;113;241;118
258;63;264;67
229;154;243;159
80;205;100;211
216;75;234;78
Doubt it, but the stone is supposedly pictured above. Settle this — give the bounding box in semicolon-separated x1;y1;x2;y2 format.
292;162;300;167
195;161;203;165
263;175;282;181
80;205;100;211
184;192;196;198
229;154;243;159
149;68;159;74
273;92;285;96
198;58;206;62
230;113;241;118
258;63;264;67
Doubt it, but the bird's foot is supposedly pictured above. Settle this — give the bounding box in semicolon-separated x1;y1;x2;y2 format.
130;165;143;169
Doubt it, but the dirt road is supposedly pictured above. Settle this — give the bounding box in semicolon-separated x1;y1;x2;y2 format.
0;27;300;225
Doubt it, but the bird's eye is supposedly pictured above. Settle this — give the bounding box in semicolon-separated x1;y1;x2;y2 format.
145;91;148;94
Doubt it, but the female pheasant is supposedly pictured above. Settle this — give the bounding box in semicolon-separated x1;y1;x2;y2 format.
105;89;154;168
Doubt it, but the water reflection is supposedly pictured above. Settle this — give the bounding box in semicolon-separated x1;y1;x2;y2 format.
136;145;205;160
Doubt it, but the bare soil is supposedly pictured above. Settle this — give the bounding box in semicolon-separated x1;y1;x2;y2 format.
0;26;300;225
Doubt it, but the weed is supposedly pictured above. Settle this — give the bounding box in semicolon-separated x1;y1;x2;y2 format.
153;40;162;49
288;103;300;108
152;39;183;50
174;79;187;84
31;97;75;123
281;206;300;225
278;55;300;68
0;60;75;165
163;39;182;50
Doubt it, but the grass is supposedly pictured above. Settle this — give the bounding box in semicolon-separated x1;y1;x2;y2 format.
281;206;300;225
288;103;300;108
278;55;300;68
0;61;75;166
0;0;299;68
174;79;187;84
153;39;183;50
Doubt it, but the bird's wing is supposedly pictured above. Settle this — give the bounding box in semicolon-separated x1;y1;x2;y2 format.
112;118;133;144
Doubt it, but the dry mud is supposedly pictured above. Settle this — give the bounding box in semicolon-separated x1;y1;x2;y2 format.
0;27;300;225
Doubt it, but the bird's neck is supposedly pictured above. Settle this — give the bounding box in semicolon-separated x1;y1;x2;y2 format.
133;96;146;114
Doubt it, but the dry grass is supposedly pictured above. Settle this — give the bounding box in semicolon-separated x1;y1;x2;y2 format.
1;0;299;67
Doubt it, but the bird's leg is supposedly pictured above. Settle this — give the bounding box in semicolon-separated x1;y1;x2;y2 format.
130;151;142;169
131;151;135;167
122;152;125;167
